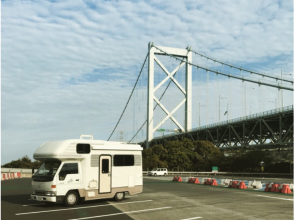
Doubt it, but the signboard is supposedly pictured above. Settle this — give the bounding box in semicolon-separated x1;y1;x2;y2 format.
212;166;218;173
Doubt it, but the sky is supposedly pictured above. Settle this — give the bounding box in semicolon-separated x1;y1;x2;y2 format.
1;0;293;165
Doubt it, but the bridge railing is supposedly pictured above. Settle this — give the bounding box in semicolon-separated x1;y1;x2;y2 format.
190;105;293;132
153;105;293;139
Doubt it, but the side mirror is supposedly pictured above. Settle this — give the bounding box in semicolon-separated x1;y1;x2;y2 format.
59;171;67;180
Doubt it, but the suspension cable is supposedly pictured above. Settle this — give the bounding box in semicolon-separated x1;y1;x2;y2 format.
191;50;293;84
107;53;149;141
152;45;293;91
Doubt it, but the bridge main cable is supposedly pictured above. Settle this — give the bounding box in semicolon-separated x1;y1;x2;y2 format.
152;45;293;91
107;53;149;141
191;50;293;84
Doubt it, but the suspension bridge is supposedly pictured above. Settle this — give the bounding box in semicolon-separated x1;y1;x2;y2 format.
108;43;293;150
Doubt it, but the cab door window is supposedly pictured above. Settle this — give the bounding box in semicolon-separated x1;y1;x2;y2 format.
59;163;78;180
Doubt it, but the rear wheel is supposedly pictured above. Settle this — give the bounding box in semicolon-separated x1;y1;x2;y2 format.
64;191;79;207
164;173;167;176
154;173;157;176
114;192;125;201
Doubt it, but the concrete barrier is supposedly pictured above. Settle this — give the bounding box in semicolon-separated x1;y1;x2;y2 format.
221;179;232;186
248;180;263;189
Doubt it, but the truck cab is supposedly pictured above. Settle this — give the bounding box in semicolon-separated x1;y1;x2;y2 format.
32;160;82;205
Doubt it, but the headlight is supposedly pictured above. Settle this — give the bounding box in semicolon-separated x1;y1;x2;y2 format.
45;191;56;196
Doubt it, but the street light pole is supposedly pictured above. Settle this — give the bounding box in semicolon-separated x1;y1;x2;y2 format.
199;102;206;127
199;103;200;127
219;95;227;122
280;70;292;111
281;70;283;110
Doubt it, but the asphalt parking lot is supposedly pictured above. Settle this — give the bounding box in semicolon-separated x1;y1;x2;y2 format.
1;177;293;220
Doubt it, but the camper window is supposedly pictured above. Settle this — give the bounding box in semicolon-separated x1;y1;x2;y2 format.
59;163;78;180
113;155;134;166
76;144;91;154
102;159;109;173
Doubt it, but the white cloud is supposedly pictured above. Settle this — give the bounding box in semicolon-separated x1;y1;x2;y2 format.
1;0;293;164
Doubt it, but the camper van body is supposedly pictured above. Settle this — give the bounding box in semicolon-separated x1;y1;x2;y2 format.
31;138;143;206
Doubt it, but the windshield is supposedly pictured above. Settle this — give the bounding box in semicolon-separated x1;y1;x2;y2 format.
152;168;157;171
33;161;61;182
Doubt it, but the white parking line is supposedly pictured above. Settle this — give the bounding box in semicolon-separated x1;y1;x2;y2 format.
16;200;152;215
23;203;46;206
256;195;294;201
68;206;172;220
181;217;202;220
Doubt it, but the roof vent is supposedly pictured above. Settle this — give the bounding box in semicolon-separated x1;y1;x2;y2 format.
80;134;93;140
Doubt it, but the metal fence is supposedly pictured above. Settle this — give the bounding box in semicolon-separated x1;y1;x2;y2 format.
143;171;293;176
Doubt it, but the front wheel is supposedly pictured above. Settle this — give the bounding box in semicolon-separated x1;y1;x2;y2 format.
64;191;79;207
164;173;167;176
114;192;125;201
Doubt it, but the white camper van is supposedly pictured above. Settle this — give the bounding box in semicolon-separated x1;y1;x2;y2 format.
31;135;143;207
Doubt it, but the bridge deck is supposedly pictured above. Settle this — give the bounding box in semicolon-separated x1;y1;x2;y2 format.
144;105;293;150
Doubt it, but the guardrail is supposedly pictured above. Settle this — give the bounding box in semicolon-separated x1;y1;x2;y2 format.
143;171;293;176
1;168;35;178
1;168;33;173
2;168;292;178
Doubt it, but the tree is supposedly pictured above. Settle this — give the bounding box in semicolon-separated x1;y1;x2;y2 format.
142;139;223;171
1;156;42;168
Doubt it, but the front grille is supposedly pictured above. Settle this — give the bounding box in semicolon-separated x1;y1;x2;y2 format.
34;191;56;196
35;191;47;196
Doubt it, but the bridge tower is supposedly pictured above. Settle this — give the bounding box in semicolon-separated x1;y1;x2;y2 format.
147;43;192;148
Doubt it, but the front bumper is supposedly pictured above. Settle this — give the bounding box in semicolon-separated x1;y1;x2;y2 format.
31;194;56;202
148;173;155;176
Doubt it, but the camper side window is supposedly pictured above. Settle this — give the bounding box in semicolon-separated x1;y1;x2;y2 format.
76;144;91;154
113;155;134;166
59;163;78;180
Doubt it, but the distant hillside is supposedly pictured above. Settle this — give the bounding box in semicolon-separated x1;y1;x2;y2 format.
143;138;293;173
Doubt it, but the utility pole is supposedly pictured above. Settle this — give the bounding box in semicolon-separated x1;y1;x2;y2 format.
199;103;206;127
219;95;227;122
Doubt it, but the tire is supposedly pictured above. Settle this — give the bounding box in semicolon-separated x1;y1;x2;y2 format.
114;192;125;201
154;173;157;176
64;191;79;207
164;173;167;176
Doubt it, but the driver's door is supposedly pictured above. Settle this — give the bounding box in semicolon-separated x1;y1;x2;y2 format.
57;162;81;195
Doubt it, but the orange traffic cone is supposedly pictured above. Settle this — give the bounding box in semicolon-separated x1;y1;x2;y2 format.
177;176;183;182
193;178;200;184
206;179;211;185
238;181;247;189
281;184;292;194
211;179;218;186
271;184;279;192
264;183;271;192
228;181;233;188
232;181;238;188
172;176;178;181
275;184;281;193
